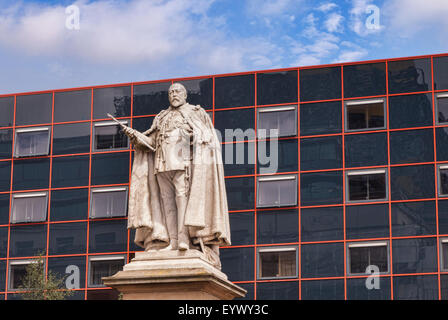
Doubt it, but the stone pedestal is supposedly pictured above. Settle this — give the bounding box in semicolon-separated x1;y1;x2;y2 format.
102;250;246;300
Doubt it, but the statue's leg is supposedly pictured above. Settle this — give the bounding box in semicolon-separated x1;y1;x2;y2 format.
156;171;178;250
173;171;190;250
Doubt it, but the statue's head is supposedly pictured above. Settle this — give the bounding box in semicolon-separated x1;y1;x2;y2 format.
168;83;187;108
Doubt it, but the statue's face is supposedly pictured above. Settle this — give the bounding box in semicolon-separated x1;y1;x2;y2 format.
168;84;187;108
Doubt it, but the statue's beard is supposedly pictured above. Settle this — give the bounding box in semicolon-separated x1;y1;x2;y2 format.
171;99;184;108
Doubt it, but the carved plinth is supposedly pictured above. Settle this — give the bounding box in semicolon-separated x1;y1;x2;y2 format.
102;250;246;300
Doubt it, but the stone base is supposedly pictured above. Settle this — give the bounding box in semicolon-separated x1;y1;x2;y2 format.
102;250;246;300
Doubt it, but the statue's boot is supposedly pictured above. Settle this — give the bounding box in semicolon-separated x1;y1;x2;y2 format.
176;195;190;251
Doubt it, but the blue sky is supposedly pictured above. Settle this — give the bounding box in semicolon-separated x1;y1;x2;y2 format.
0;0;447;94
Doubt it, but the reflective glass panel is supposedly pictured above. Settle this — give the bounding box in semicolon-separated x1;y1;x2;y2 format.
179;78;213;109
436;127;448;161
301;243;344;278
229;212;254;246
88;220;127;253
437;96;448;124
258;139;298;174
388;58;432;94
346;204;389;239
91;153;129;186
49;222;87;255
214;108;255;142
221;142;255;176
301;279;344;300
300;67;341;102
301;136;342;171
0;161;11;192
13;158;50;191
133;82;170;116
345;132;387;168
16;94;52;126
94;123;129;151
257;209;299;244
392;238;437;274
0;129;13;159
93;86;131;119
347;172;386;201
50;189;88;221
54;90;91;122
347;277;391;300
48;256;86;289
257;281;299;300
389;93;433;129
257;70;298;105
9;224;47;257
349;244;388;274
301;206;343;242
0;97;14;127
215;74;255;108
300;101;342;136
343;62;386;98
220;247;254;281
393;275;438;300
390;129;434;164
301;171;343;206
391;201;436;237
346;100;385;131
53;123;90;155
434;56;448;90
225;177;254;210
0;194;10;225
390;165;435;200
52;155;89;188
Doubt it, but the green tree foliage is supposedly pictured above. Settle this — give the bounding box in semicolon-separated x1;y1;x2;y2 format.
18;254;74;300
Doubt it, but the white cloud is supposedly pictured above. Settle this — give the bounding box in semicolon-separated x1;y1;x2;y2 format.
349;0;382;36
247;0;301;17
294;54;320;67
324;12;344;33
316;2;337;12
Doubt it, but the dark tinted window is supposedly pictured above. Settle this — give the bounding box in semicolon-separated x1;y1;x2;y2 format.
215;74;255;108
300;67;341;102
257;281;299;300
301;206;343;242
301;243;344;278
348;244;388;274
346;100;385;131
390;129;434;164
0;194;10;225
53;123;91;155
301;171;343;206
0;129;13;159
388;58;432;94
300;101;342;136
214;108;255;141
179;78;213;109
389;93;433;129
13;158;49;191
221;142;255;176
257;106;297;138
94;122;129;151
235;283;254;300
258;139;298;174
52;155;89;188
0;161;11;192
437;95;448;124
438;200;448;235
89;220;127;253
301;279;344;300
0;261;5;291
442;168;448;196
436;127;448;161
0;227;7;257
229;212;254;246
54;90;91;122
301;136;342;171
225;177;254;210
49;222;87;255
9;224;47;257
391;201;436;236
434;56;448;90
347;277;391;300
257;209;298;244
345;132;387;168
392;238;437;274
391;165;435;200
346;204;389;239
48;256;86;289
220;247;254;281
132;116;154;133
93;86;131;119
16;93;52;126
347;172;387;202
91;152;129;186
393;275;438;300
50;189;88;221
0;97;14;127
343;62;386;98
257;70;298;105
133;82;170;116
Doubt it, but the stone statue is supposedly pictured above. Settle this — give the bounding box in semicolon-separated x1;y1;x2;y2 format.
108;83;230;269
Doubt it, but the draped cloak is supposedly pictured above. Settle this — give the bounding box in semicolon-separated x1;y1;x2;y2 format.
127;103;231;250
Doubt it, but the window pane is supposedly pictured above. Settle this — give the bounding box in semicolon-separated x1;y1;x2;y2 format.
133;82;170;116
132;116;154;133
12;194;47;223
301;279;344;300
225;177;254;210
49;222;87;255
346;101;385;131
258;139;298;174
0;194;10;225
390;129;434;164
50;189;88;221
436;127;448;161
214;108;255;142
54;90;91;122
93;86;131;119
0;261;5;291
301;136;342;171
220;247;254;282
301;171;343;206
434;56;448;90
14;129;50;157
345;132;387;168
439;200;448;235
53;123;90;155
178;78;213;109
89;220;127;253
258;107;297;137
259;250;296;278
301;243;344;278
10;264;28;289
221;142;255;176
0;227;8;258
0;97;14;127
349;245;388;274
300;67;341;102
257;177;297;208
437;97;448;124
347;277;391;300
391;201;436;237
300;101;342;136
392;238;437;274
48;256;86;289
13;158;50;191
90;258;124;286
389;93;433;129
0;129;13;159
90;189;128;218
16;94;52;126
301;206;343;242
257;209;298;244
346;204;389;239
0;161;11;192
391;165;435;200
94;123;129;151
343;62;386;98
229;212;254;246
393;275;438;300
91;153;129;186
257;71;298;105
215;74;255;108
257;281;299;300
52;155;89;188
441;168;448;195
9;224;47;257
388;58;432;94
442;243;448;271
